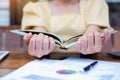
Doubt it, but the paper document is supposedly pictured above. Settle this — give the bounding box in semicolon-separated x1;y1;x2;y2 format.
1;57;120;80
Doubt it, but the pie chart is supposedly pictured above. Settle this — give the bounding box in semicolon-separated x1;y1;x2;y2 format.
56;69;77;74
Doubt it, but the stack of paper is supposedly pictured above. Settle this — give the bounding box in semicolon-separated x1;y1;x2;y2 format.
1;57;120;80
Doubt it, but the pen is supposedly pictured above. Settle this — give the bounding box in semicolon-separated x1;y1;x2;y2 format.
81;61;98;72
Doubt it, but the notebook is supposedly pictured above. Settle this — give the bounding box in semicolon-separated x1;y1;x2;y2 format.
0;51;9;61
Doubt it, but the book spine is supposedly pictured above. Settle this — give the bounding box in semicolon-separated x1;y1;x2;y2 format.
61;42;77;49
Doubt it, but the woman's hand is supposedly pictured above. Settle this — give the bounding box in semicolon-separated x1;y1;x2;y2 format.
77;25;110;55
24;33;33;45
24;33;55;58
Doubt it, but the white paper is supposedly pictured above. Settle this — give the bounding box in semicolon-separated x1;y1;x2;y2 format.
1;57;120;80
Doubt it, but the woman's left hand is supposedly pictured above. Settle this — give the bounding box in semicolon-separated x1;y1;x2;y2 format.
77;29;110;55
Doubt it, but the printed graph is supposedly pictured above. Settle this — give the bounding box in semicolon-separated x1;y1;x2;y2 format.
56;69;77;74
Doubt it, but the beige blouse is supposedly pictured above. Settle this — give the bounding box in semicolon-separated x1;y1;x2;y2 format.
21;0;111;40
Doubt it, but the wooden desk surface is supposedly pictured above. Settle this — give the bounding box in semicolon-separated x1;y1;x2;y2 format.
0;51;120;77
0;51;35;77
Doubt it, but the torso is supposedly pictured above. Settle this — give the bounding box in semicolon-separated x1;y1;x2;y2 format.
49;0;80;15
37;0;87;40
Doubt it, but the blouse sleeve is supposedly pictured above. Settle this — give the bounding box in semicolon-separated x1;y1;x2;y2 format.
21;2;47;30
86;0;111;28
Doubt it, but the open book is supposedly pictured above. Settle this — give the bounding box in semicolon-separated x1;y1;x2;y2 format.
10;30;117;50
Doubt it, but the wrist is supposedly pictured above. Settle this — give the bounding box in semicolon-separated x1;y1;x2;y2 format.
34;26;48;32
85;25;101;34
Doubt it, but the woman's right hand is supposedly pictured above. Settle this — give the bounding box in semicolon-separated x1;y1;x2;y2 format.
24;33;33;45
23;33;55;58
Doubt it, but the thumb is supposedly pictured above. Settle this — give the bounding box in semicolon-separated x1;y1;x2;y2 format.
23;33;32;45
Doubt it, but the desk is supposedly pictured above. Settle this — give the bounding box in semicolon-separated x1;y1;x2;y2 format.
0;26;21;50
0;51;36;77
0;51;120;77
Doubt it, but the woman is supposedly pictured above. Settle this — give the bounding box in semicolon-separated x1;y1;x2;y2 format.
22;0;112;58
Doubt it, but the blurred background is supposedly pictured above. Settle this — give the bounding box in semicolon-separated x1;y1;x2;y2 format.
0;0;120;52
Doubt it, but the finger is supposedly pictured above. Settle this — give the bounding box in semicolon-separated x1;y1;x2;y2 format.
36;33;44;58
28;34;37;56
102;29;111;44
81;36;88;54
77;37;82;53
94;32;102;52
23;33;32;45
43;35;49;55
49;37;55;52
87;33;94;53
